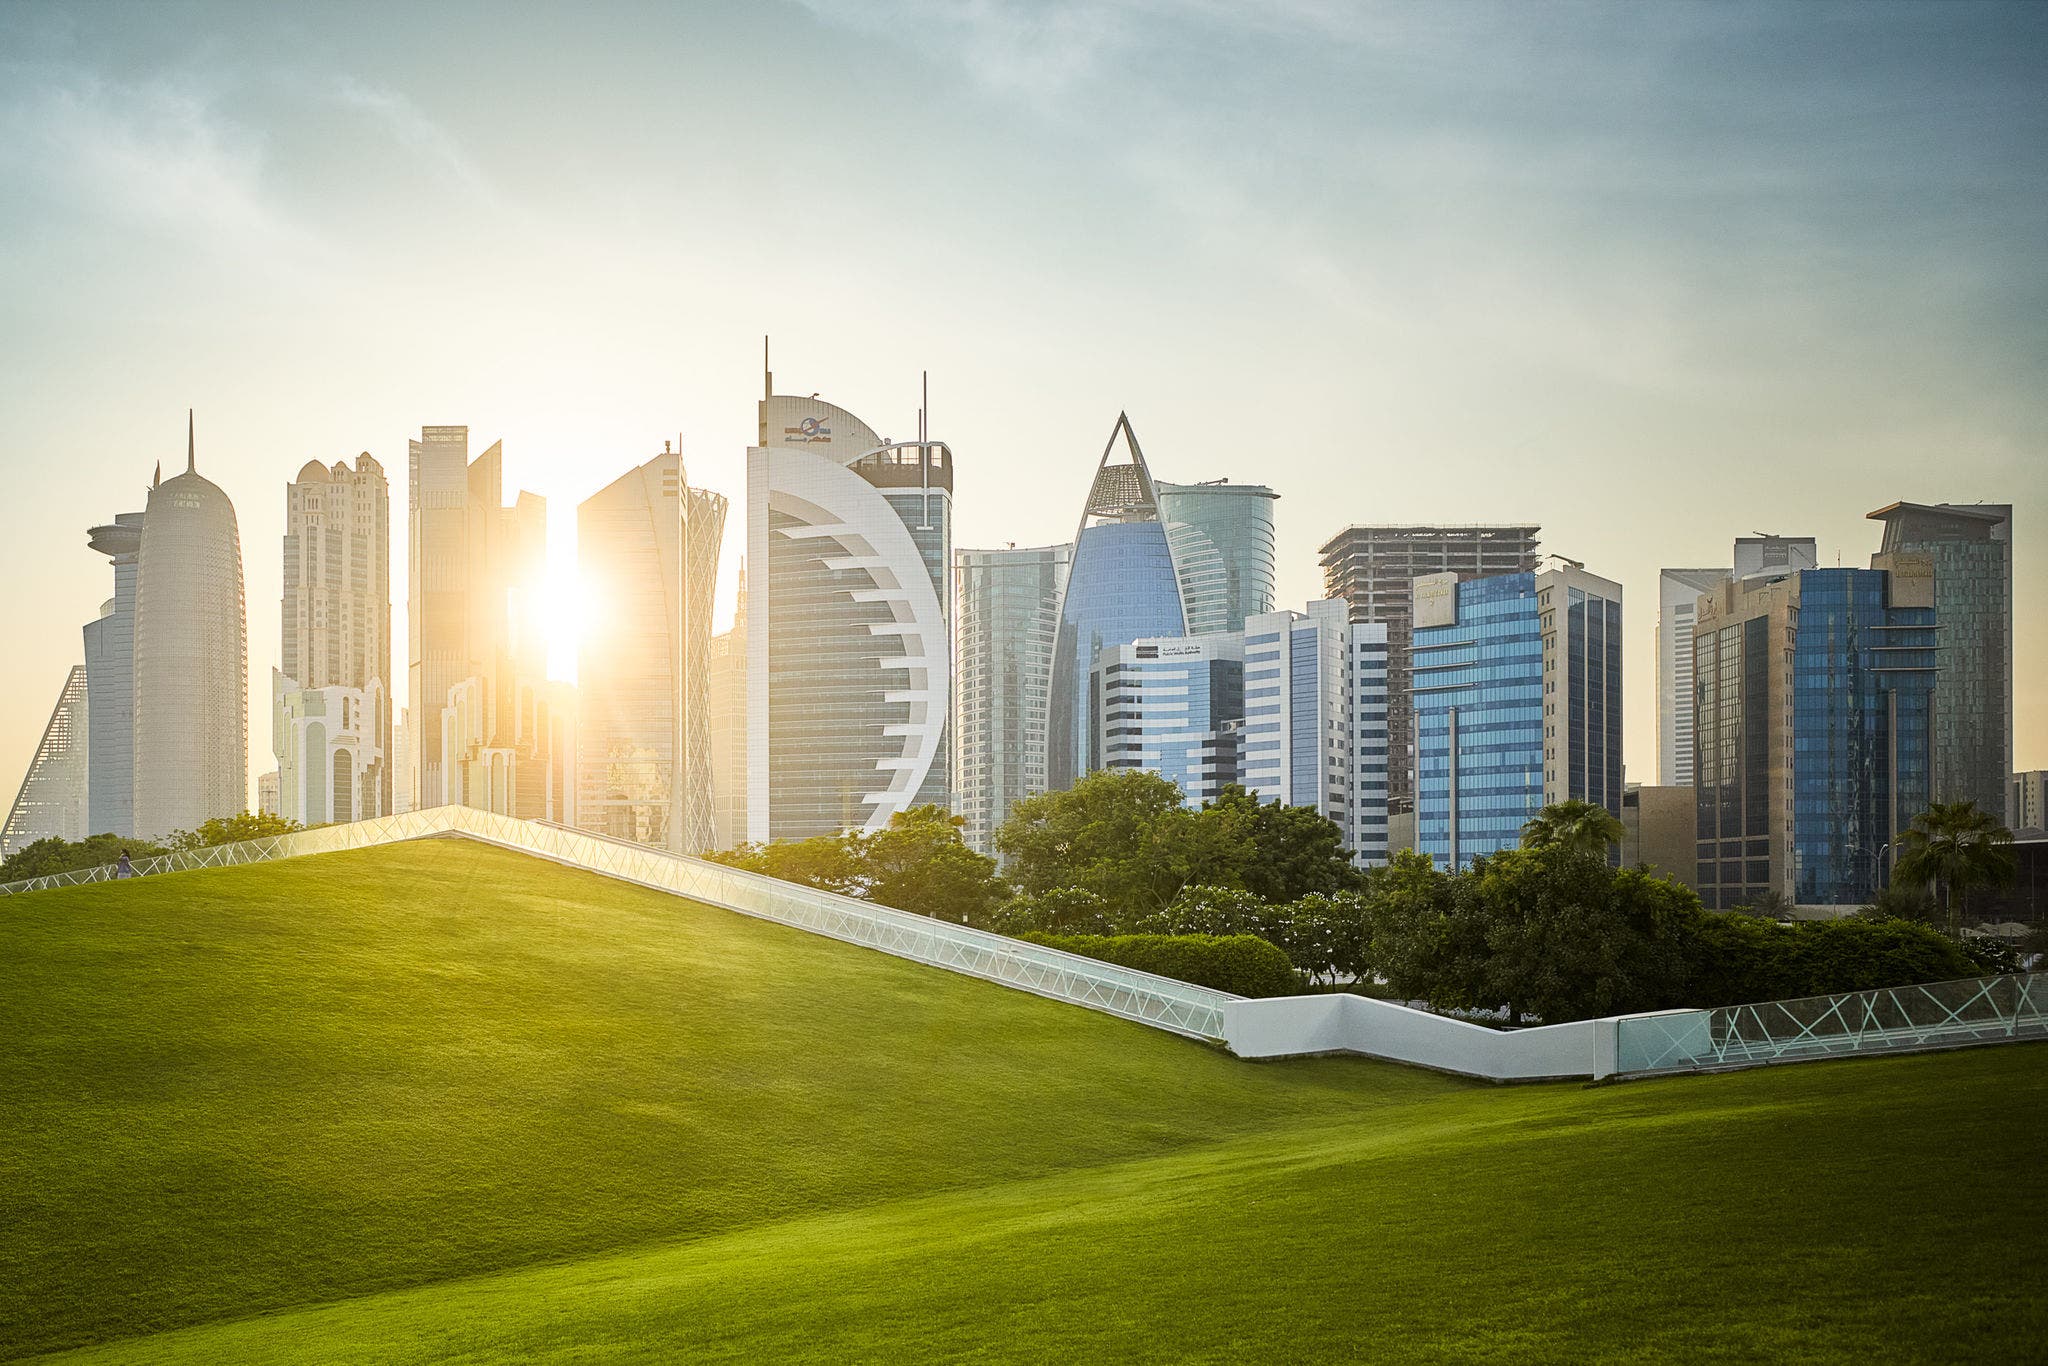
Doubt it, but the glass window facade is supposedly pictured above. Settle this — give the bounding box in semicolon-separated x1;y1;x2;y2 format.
1157;481;1279;637
1413;573;1543;870
954;544;1070;853
1095;640;1244;805
1046;520;1186;789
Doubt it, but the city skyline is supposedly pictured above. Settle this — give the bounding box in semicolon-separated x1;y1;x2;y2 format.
2;2;2044;803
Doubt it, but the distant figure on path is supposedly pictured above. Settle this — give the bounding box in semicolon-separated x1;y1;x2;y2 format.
115;851;133;879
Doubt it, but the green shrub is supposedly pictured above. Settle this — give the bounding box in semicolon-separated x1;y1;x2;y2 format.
1020;932;1299;998
1684;912;1982;1006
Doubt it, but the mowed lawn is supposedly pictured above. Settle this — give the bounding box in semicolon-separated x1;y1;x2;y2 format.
2;842;2042;1363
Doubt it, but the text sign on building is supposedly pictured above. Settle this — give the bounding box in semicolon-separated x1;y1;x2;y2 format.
1413;572;1459;629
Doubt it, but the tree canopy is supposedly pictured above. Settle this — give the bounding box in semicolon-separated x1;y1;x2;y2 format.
1890;801;2016;935
0;832;170;882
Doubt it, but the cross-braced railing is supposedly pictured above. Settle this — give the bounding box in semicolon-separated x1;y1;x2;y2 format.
0;806;1236;1040
1616;973;2047;1076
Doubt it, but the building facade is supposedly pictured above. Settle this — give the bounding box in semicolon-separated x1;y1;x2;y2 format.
1622;784;1697;887
407;425;472;811
745;381;953;842
2;666;90;857
953;543;1070;854
1157;480;1278;637
707;619;745;853
273;455;391;826
1046;414;1187;792
1094;636;1244;806
576;447;728;852
1238;600;1392;866
1656;537;1817;788
1318;524;1541;808
132;418;248;839
1410;565;1622;871
2015;771;2047;833
1868;502;2013;822
83;509;145;837
1691;561;1937;910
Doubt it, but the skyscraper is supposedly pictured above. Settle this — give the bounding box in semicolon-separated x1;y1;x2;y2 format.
953;542;1070;853
408;426;566;820
1045;414;1187;793
1410;563;1621;871
576;445;727;852
1156;480;1278;636
1318;524;1541;806
707;618;745;853
83;509;144;836
1095;635;1244;807
1657;537;1816;787
1867;502;2013;822
746;370;952;842
273;454;391;825
1240;600;1392;866
2;666;90;857
1691;559;1937;909
132;414;248;840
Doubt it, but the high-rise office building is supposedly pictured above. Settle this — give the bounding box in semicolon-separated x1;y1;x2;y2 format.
1095;635;1244;806
1157;480;1278;637
746;370;953;842
257;770;280;818
1318;524;1541;806
273;455;391;826
1657;536;1818;786
2;666;90;857
1868;502;2013;822
1691;559;1937;909
707;617;745;853
953;542;1070;853
1046;414;1187;793
1410;564;1622;871
132;415;248;839
2014;771;2047;832
1240;600;1392;866
577;446;727;852
389;707;413;815
83;509;144;836
408;426;567;820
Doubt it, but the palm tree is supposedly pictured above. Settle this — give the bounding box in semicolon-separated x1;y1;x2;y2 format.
1890;801;2017;937
1519;800;1626;860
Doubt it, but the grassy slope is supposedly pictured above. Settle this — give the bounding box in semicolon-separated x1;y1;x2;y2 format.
5;842;2044;1363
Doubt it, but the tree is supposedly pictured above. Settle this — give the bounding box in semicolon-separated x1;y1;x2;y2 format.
166;810;303;852
1519;799;1626;860
996;770;1244;914
0;832;170;882
1890;801;2017;937
1359;850;1468;1006
985;888;1117;937
862;805;1007;924
1204;785;1361;902
1857;884;1935;924
708;833;864;897
1736;888;1794;920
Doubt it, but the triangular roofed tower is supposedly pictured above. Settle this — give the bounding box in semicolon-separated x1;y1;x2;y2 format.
1080;412;1163;526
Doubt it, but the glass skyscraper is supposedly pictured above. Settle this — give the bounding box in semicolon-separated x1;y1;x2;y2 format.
746;379;953;841
1867;502;2012;823
1094;636;1243;806
1411;565;1621;871
84;508;144;836
1157;480;1278;637
954;543;1070;853
1045;414;1186;791
1692;561;1936;909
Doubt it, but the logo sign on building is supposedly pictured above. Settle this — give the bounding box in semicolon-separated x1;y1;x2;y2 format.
1413;572;1460;629
783;416;833;443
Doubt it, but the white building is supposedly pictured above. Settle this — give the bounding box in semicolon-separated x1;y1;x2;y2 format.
273;454;390;826
1240;599;1391;867
132;415;248;839
745;369;952;842
2;666;90;857
1094;636;1244;807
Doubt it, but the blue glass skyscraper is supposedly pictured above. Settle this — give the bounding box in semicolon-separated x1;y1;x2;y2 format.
1045;414;1187;790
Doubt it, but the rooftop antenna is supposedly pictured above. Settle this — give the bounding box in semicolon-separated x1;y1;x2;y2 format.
915;367;935;532
763;335;772;401
186;408;195;474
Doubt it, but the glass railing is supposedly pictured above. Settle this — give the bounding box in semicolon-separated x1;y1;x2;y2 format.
1616;973;2046;1076
0;806;1235;1041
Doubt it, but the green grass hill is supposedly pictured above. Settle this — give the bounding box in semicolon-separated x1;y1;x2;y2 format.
3;839;2042;1363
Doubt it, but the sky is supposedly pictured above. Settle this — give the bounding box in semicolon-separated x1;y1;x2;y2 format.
1;0;2043;808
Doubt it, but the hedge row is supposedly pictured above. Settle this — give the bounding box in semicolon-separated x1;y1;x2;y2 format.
1020;932;1298;998
1685;913;1982;1007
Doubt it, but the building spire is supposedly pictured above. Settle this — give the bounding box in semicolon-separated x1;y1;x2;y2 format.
152;461;161;488
187;408;195;474
763;335;772;401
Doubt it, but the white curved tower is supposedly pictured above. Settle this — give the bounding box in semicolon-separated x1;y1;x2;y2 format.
745;367;952;842
132;413;248;839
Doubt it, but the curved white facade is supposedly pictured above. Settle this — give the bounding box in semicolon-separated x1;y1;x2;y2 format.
133;445;248;839
746;391;952;842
